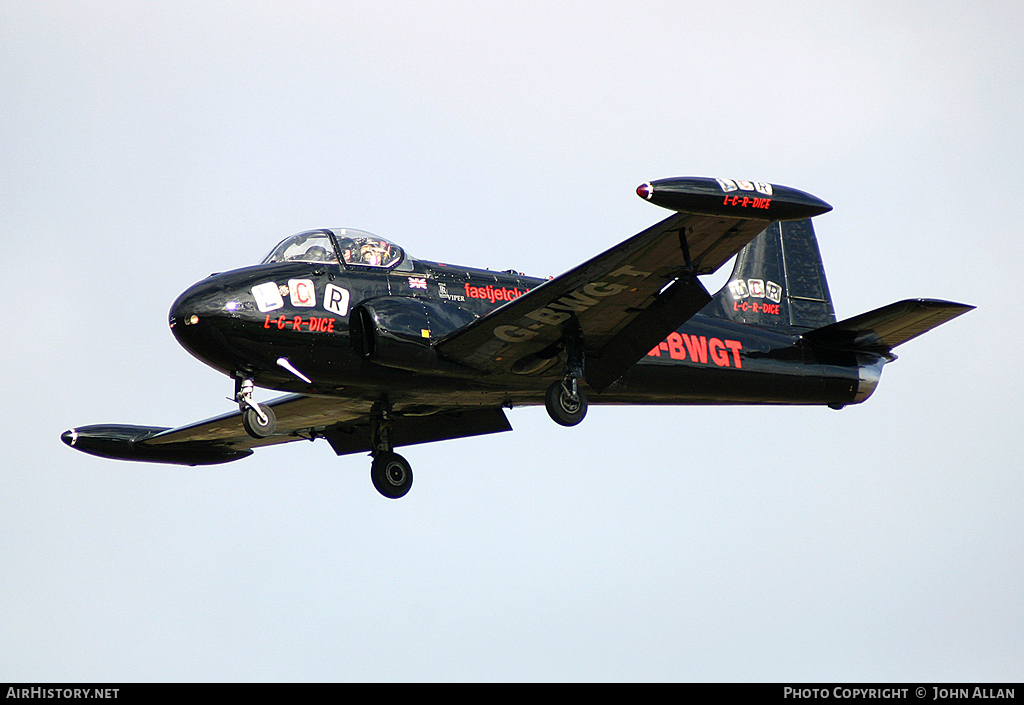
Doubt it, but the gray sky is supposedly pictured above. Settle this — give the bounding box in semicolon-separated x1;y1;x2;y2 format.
2;1;1021;681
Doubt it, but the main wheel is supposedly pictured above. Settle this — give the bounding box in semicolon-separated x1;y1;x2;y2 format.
545;380;588;427
371;452;413;499
242;404;277;439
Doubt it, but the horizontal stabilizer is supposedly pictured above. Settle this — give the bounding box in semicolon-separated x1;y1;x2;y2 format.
803;299;974;353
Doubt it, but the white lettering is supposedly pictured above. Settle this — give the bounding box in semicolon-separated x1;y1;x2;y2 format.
608;264;652;278
493;325;537;342
582;281;626;297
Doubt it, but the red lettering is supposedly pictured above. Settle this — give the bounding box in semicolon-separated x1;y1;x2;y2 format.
276;316;286;330
666;332;687;361
725;339;743;368
647;334;744;368
294;281;313;305
463;284;525;302
709;338;729;367
725;195;772;209
292;316;303;330
683;334;708;363
327;318;335;333
264;315;272;329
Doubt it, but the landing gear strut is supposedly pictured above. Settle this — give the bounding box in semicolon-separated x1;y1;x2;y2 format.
236;377;277;439
544;328;588;427
369;400;413;499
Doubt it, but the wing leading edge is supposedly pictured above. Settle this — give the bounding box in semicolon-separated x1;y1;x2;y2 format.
63;394;513;466
435;176;836;391
435;210;776;391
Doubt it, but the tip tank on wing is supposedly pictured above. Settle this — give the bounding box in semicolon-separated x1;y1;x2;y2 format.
637;176;832;220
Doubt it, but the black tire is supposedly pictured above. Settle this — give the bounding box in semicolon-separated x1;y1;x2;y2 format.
242;404;277;439
371;452;413;499
545;380;588;427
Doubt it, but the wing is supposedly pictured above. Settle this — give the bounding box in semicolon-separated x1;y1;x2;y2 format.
64;394;512;466
435;210;775;391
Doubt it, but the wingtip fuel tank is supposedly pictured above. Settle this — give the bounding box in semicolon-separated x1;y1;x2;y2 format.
637;176;832;220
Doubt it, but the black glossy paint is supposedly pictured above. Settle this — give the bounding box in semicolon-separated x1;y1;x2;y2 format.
64;179;973;470
638;176;833;221
166;233;852;406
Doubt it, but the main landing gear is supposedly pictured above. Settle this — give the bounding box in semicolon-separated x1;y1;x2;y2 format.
369;401;413;499
543;329;588;427
237;377;277;439
234;376;412;499
545;377;588;427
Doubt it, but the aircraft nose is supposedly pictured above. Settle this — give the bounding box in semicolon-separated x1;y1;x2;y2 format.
168;277;242;374
169;283;202;329
61;429;78;447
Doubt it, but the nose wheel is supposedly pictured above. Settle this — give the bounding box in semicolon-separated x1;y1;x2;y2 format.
236;377;277;439
242;404;277;439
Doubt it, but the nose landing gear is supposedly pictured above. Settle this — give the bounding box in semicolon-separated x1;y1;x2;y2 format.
236;377;277;439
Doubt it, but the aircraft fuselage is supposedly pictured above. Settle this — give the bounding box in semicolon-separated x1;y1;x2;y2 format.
169;255;879;411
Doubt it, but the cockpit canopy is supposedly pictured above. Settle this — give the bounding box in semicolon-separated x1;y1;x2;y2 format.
261;228;405;269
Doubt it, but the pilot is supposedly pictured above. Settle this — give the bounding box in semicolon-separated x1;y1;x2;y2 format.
336;237;356;264
359;242;383;266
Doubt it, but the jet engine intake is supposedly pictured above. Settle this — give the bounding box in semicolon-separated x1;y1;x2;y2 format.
351;296;477;372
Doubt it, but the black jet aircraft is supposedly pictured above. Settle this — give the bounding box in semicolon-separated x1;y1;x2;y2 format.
62;177;973;498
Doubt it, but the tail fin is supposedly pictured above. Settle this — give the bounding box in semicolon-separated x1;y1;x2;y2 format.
704;219;836;330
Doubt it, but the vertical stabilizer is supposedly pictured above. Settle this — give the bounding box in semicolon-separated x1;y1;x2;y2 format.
704;219;836;330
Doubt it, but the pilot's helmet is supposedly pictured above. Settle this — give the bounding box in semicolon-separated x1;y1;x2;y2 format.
304;245;328;262
336;237;356;263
